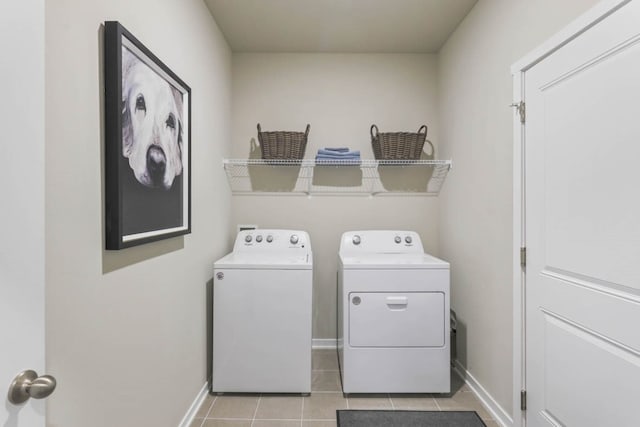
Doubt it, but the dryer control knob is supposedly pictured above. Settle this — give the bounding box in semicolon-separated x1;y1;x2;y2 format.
405;235;412;244
290;234;299;244
256;235;263;243
245;235;253;243
352;235;361;245
394;236;402;244
266;235;273;243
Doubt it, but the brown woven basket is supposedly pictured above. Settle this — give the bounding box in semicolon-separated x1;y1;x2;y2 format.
370;124;427;160
257;123;310;160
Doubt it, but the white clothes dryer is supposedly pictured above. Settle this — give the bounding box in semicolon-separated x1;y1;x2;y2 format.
338;230;450;394
212;229;312;393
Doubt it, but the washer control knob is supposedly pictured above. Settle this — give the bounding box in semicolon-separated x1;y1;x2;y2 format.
352;235;361;245
394;236;402;244
266;235;273;243
245;234;253;243
290;234;299;244
256;235;263;243
405;235;413;244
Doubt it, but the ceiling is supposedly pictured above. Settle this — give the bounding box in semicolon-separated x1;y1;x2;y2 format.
204;0;478;53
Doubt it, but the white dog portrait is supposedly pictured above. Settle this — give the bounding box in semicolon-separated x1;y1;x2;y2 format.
105;21;191;249
121;47;184;190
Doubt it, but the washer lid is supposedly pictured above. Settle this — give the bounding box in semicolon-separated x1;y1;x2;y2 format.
214;252;312;270
340;253;449;269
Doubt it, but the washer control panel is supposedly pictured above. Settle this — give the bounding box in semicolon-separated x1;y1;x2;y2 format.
234;229;310;252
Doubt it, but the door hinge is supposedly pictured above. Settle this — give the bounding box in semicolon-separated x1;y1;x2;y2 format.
521;389;527;411
520;247;526;268
511;101;525;124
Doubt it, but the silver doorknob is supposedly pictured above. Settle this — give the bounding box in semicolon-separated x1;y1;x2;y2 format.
8;370;57;404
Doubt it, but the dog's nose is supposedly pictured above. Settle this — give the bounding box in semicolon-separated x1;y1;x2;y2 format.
147;146;166;185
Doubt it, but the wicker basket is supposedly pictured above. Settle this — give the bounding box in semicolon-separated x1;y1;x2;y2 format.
370;124;427;160
257;123;310;160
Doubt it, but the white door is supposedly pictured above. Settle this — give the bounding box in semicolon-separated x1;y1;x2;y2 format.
0;1;48;426
523;1;640;426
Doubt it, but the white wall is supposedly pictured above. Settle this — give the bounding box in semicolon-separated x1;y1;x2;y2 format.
437;0;599;417
45;1;231;425
231;54;439;339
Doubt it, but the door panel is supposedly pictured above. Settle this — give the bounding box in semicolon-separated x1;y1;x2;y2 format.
525;1;640;426
543;312;639;427
0;0;46;426
543;40;640;288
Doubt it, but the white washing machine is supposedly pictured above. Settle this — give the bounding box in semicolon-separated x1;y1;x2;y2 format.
338;230;450;394
212;229;312;393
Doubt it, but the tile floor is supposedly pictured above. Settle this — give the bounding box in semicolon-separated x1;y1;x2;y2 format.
191;350;500;427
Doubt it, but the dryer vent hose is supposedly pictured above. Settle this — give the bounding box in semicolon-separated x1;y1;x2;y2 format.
450;309;457;332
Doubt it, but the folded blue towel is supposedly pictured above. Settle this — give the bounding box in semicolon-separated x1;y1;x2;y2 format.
316;153;360;160
322;147;349;153
317;149;361;157
316;156;361;165
316;154;361;166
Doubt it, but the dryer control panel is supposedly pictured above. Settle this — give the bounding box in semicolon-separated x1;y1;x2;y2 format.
339;230;424;255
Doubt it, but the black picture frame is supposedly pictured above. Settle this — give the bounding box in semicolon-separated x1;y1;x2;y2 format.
104;21;191;250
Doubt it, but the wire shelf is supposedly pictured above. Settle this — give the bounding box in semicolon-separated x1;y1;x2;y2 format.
223;159;452;196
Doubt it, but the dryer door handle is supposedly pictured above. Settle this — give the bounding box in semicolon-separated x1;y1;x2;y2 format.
386;296;408;308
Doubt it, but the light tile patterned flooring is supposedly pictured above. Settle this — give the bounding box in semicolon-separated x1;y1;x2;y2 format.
191;350;500;427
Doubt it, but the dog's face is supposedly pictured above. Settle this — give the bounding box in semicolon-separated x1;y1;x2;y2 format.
122;48;183;190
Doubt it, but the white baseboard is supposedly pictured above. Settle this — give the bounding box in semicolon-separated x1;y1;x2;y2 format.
312;338;337;349
453;360;513;427
178;382;209;427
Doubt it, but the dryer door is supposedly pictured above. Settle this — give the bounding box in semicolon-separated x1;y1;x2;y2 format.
348;291;445;347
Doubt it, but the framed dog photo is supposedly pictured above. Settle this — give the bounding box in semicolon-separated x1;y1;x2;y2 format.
104;21;191;249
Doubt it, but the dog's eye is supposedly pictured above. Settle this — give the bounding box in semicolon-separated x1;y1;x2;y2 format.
135;94;146;112
166;113;176;130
